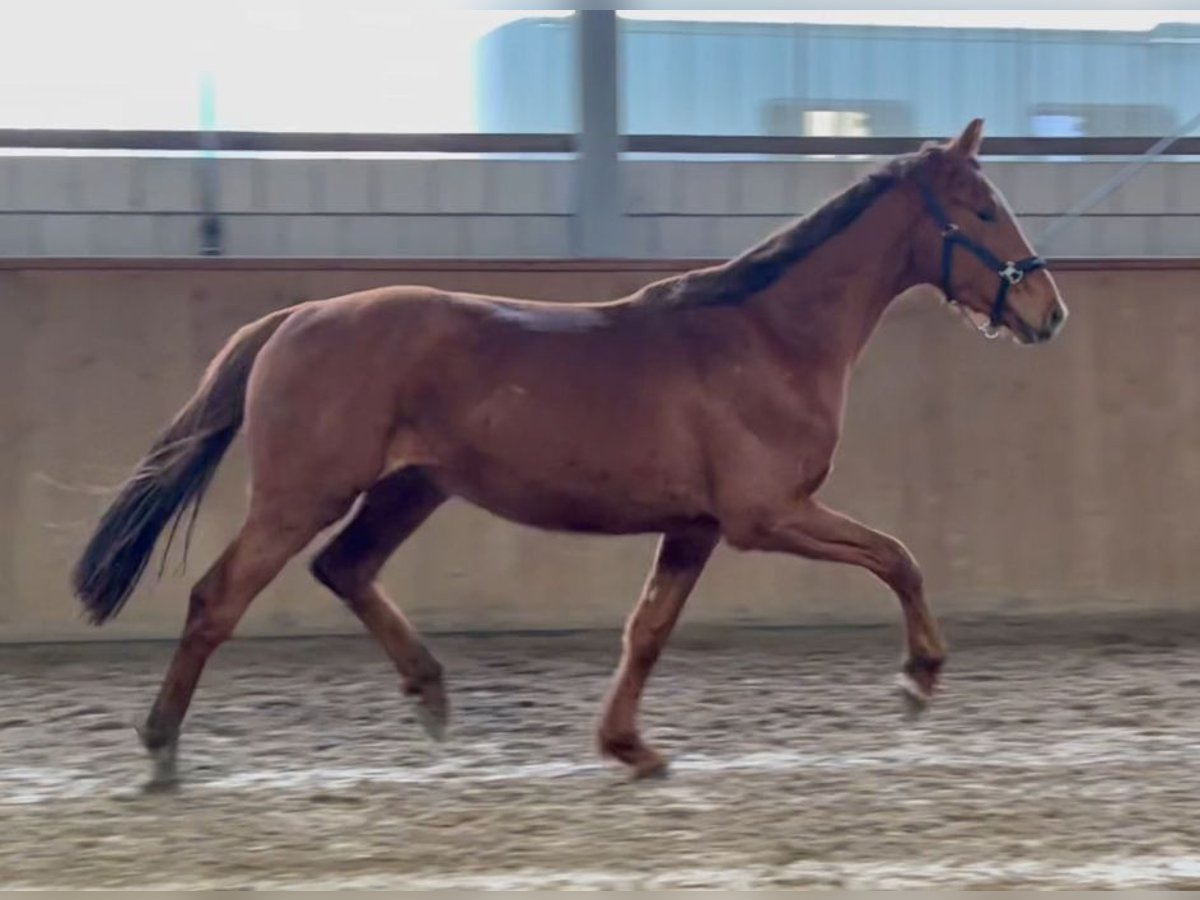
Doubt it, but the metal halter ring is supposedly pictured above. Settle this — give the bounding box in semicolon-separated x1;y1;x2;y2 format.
998;262;1025;286
979;319;1003;340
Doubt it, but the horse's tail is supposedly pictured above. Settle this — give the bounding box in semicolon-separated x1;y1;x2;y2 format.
72;306;296;625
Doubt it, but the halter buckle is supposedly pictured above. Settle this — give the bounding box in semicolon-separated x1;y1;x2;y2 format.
999;262;1024;286
941;223;959;237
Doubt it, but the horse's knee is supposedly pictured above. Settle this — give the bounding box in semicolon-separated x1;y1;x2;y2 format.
310;545;366;600
309;548;340;593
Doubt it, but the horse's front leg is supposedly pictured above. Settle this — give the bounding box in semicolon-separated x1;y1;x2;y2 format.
724;498;947;713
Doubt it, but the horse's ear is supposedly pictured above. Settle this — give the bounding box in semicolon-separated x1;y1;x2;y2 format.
948;118;985;158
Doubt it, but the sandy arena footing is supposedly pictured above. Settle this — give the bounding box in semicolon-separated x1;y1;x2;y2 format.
3;614;1200;889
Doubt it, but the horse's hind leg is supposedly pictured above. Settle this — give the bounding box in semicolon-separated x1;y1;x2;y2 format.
311;466;449;738
138;505;329;788
597;523;719;778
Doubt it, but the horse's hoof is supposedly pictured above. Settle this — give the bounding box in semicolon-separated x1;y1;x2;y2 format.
630;752;671;781
895;672;932;720
413;687;449;742
599;733;670;780
142;744;180;793
141;773;180;795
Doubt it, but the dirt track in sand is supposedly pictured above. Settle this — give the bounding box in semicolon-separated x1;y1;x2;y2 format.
3;615;1200;889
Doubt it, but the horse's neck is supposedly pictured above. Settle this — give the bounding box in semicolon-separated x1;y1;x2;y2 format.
750;186;922;368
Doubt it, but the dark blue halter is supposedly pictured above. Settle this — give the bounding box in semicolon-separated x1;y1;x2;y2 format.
915;177;1047;335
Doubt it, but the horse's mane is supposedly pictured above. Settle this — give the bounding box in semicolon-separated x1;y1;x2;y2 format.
636;150;930;309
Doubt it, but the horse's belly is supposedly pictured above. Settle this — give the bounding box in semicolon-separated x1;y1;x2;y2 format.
430;442;710;536
395;363;711;534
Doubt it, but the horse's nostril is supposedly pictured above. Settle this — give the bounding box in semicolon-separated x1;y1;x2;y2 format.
1049;306;1064;328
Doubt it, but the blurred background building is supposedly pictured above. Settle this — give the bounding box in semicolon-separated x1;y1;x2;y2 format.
479;17;1200;138
1;7;1199;260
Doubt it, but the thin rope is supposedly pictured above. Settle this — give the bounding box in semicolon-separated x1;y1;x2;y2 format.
1035;110;1200;249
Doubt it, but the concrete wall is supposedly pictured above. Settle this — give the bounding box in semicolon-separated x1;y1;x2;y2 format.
1;155;1199;258
2;259;1200;643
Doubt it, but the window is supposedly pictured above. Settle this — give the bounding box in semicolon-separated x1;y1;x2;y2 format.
1030;114;1085;138
802;110;870;138
762;100;914;138
1029;104;1177;137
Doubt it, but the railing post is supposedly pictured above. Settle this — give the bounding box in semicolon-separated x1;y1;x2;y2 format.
573;10;622;258
197;72;223;256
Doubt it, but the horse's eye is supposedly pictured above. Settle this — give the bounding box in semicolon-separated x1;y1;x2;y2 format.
977;206;997;223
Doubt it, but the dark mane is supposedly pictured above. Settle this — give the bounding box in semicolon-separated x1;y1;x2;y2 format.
638;151;929;309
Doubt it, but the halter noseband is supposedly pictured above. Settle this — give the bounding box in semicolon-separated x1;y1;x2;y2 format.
916;176;1046;338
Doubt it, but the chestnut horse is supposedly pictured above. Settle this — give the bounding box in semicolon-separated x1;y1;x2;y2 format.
73;119;1067;785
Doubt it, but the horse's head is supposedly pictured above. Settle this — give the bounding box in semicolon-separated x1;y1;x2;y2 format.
909;119;1068;345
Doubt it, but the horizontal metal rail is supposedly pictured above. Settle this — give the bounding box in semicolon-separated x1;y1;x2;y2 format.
0;130;577;154
2;130;1200;157
627;135;1200;157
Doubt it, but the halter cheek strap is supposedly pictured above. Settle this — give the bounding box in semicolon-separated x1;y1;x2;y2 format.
916;178;1047;335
